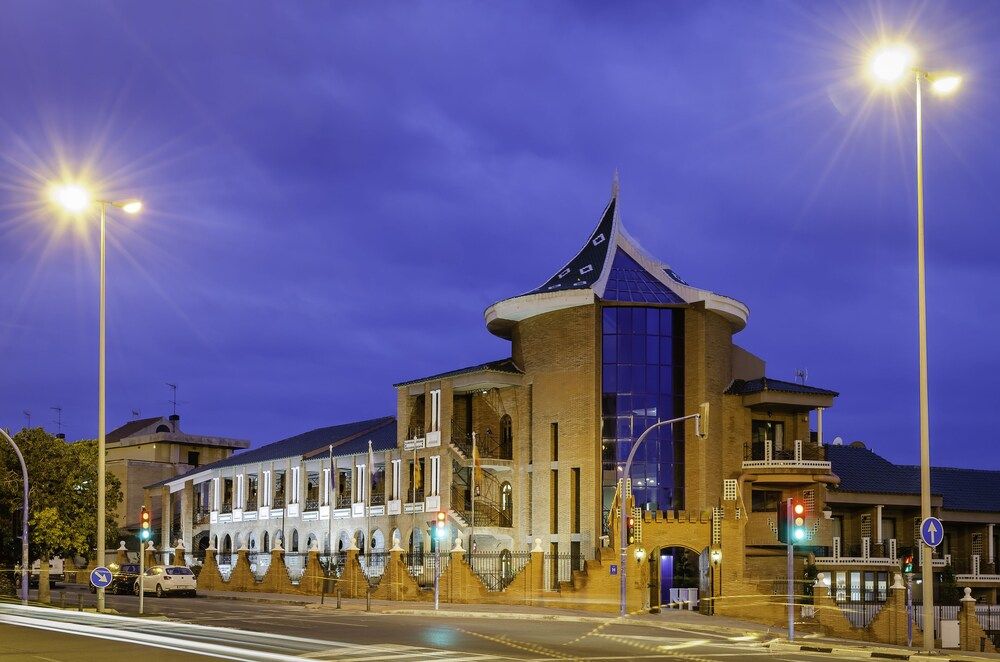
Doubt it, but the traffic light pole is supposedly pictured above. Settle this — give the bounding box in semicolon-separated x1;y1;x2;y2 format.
434;537;440;611
618;410;706;618
139;540;144;616
787;542;795;641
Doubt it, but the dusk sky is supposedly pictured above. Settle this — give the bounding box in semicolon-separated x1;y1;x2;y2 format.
2;1;998;468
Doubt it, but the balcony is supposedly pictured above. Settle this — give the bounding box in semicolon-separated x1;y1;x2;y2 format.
742;439;831;471
451;431;513;465
403;426;426;450
816;537;951;568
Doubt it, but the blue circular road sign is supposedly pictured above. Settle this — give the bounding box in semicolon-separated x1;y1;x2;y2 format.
920;517;944;548
90;566;113;589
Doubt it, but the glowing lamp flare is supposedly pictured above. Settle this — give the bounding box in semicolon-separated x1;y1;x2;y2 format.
51;184;91;212
120;200;143;214
930;75;962;96
869;44;915;83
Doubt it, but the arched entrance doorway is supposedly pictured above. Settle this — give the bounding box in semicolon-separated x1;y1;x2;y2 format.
653;546;702;608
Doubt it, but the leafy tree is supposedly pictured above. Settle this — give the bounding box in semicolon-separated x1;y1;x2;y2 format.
938;564;962;605
0;428;123;568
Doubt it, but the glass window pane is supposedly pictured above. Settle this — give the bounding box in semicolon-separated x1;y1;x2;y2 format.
647;308;660;335
646;335;659;364
603;334;617;363
602;307;617;333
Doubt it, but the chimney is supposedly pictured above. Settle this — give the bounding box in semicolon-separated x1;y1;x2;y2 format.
169;414;180;432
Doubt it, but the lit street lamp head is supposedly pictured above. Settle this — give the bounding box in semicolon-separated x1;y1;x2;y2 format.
117;200;143;214
50;183;91;213
930;74;962;96
869;43;915;84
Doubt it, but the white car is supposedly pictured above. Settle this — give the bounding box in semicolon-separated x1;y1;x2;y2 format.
135;565;197;597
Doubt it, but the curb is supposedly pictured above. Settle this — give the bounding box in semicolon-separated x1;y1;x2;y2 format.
768;640;996;661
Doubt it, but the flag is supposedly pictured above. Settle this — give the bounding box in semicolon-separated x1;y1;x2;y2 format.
412;452;421;489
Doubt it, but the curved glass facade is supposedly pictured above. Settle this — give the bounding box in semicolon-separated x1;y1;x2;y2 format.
601;306;685;530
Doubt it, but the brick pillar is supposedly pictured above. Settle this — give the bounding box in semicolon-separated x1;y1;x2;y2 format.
144;543;156;569
960;587;998;653
161;486;172;549
174;542;186;567
180;480;194;551
115;541;128;566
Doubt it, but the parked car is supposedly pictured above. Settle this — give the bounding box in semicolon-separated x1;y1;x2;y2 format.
134;565;197;597
89;563;140;595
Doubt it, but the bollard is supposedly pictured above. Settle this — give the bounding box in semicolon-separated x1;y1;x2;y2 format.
60;592;65;609
336;588;341;609
77;594;82;611
366;588;370;612
320;578;325;605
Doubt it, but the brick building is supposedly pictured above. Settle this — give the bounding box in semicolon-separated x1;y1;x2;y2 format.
149;187;1000;611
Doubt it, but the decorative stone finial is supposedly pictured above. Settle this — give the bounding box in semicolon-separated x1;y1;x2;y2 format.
814;572;825;588
890;572;905;589
206;541;216;552
390;534;404;553
961;587;975;602
531;537;543;553
146;543;156;553
273;538;283;552
452;536;465;553
175;539;185;549
117;541;127;551
345;537;359;552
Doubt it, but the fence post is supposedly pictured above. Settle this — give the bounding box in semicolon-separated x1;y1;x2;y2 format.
174;540;186;567
530;537;544;607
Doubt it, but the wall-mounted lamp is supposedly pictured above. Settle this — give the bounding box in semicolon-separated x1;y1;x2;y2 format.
710;548;722;565
634;547;646;563
822;507;833;520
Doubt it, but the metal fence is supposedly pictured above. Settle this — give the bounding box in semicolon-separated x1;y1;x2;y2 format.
465;551;532;592
834;600;886;628
216;552;234;580
360;552;389;587
283;552;307;583
911;604;960;639
248;552;271;580
405;553;447;588
976;605;1000;648
543;553;586;590
320;553;346;579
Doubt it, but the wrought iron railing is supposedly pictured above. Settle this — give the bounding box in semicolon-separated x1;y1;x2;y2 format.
304;497;320;512
451;430;513;461
370;490;386;507
248;552;270;580
320;552;346;578
194;509;210;525
743;441;825;462
336;493;352;508
406;489;425;503
405;553;447;588
361;552;389;587
407;425;425;439
283;552;307;584
543;552;586;590
465;551;532;592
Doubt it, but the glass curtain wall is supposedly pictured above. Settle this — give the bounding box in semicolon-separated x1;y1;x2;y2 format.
601;306;685;532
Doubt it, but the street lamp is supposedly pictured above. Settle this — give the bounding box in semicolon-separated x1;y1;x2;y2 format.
50;183;142;613
866;42;961;651
1;428;29;605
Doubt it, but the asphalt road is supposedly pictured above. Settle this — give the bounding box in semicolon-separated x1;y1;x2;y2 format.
0;587;904;661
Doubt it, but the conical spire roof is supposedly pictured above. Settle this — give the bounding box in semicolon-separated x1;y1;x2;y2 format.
484;188;748;339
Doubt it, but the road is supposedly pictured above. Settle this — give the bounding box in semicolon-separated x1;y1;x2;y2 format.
0;587;916;661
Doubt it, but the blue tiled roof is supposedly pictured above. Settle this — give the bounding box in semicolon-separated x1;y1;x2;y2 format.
526;198;616;295
601;251;684;304
827;444;1000;513
725;377;839;397
146;416;395;488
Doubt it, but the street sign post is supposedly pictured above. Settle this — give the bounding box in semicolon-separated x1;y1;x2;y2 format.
90;566;113;590
920;517;944;548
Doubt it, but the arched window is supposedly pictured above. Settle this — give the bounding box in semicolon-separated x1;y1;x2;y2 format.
290;529;299;552
500;415;513;459
262;531;270;552
501;482;513;526
222;534;232;554
156;424;170;433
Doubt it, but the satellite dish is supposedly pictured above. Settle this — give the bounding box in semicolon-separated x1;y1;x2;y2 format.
832;436;844;446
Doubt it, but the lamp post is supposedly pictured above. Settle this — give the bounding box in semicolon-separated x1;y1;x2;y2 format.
866;43;961;651
50;185;142;612
1;428;29;604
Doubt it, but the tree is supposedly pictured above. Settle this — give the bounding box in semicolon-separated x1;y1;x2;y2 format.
938;564;962;605
0;428;123;569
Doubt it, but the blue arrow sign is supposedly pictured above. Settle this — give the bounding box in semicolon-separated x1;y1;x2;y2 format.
920;517;944;548
90;566;113;589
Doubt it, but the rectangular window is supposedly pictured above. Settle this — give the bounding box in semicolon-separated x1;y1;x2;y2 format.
306;471;320;510
273;470;286;507
430;389;441;432
550;469;559;533
337;467;351;507
881;517;896;542
430;455;441;497
246;473;258;510
751;420;784;451
409;458;425;501
222;478;233;512
571;468;581;534
751;489;781;513
187;451;200;466
551;423;559;461
832;515;843;541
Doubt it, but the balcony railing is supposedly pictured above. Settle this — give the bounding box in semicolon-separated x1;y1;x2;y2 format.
451;431;513;461
304;497;320;512
336;493;352;509
742;439;831;470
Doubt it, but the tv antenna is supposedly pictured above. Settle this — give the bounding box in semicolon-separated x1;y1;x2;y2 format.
22;410;31;428
166;383;180;416
794;368;809;385
50;406;63;434
131;408;141;420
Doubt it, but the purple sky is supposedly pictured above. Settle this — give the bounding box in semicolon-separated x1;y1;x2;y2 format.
2;2;999;468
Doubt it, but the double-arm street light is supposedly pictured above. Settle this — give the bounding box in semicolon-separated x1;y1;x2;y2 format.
867;43;961;651
50;184;142;612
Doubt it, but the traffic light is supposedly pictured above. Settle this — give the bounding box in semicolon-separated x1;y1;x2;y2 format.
696;402;710;438
777;498;809;545
139;506;151;542
902;554;914;575
626;516;636;546
435;511;447;540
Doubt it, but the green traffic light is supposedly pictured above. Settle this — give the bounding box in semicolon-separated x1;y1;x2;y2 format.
793;528;805;541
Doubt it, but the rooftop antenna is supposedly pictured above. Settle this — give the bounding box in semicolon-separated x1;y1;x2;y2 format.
50;406;63;434
166;383;179;416
131;408;141;420
22;410;31;428
794;368;808;385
